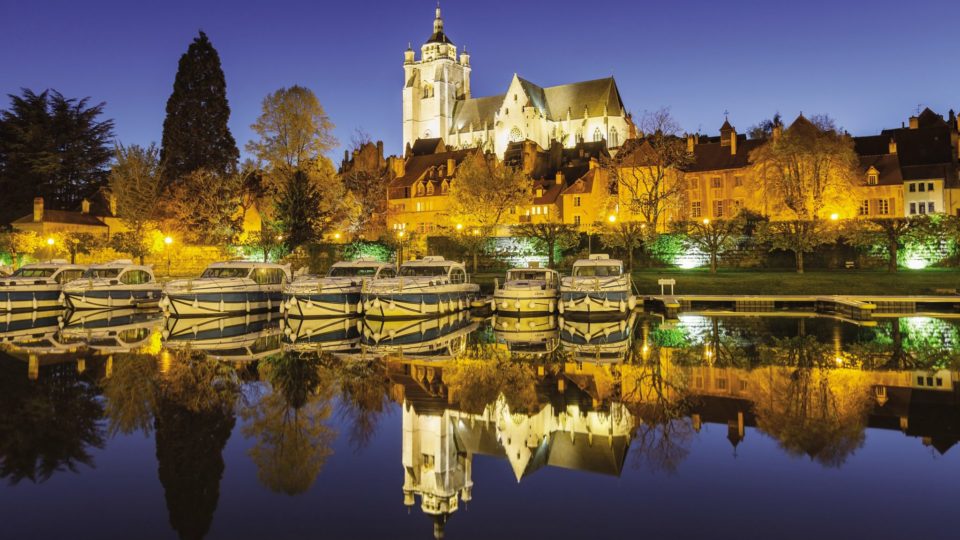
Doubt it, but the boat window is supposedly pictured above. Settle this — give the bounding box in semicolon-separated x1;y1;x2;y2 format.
202;267;251;279
377;267;397;278
450;268;466;284
508;270;546;281
12;268;55;278
399;265;449;277
56;270;85;284
84;268;121;279
253;268;286;285
329;266;379;277
573;265;622;277
120;270;151;285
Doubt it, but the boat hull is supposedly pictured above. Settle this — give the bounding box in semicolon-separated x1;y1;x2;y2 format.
282;291;362;318
161;290;282;316
0;287;62;313
558;290;636;317
492;290;558;315
63;287;162;310
362;287;480;319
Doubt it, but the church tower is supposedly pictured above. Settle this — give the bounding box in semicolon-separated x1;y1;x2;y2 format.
403;4;471;152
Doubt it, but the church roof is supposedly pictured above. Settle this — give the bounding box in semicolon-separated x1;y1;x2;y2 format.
426;30;453;45
450;95;503;133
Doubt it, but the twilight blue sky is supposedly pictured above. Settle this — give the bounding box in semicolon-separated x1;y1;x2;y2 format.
1;0;957;160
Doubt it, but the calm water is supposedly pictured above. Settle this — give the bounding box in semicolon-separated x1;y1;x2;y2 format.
1;308;959;539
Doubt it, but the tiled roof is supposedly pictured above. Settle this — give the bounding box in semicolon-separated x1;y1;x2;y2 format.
688;136;763;172
388;147;475;192
532;179;563;205
859;154;903;185
409;138;446;156
562;168;599;195
449;95;503;133
12;209;107;227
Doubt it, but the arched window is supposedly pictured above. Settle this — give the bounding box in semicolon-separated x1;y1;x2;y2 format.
509;127;523;142
441;181;449;194
416;183;425;196
427;183;435;195
609;127;619;147
593;128;603;142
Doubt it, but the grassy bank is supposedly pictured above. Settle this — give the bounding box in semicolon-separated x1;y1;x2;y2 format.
630;268;960;296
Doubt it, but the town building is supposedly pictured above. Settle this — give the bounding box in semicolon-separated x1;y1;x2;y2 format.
12;196;125;237
402;6;633;158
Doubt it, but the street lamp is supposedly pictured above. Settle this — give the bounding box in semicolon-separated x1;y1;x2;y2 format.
45;237;55;262
396;229;405;270
163;235;174;276
455;223;463;231
334;232;342;241
830;213;839;221
702;218;710;225
607;214;617;223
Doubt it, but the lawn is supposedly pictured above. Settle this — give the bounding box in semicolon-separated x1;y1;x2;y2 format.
629;268;960;296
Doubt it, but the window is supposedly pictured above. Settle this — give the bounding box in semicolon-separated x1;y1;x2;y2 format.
573;215;581;225
739;380;748;391
450;269;466;284
56;270;84;284
426;183;434;195
910;202;917;215
716;378;728;390
573;196;582;207
859;200;869;216
509;127;523;142
919;203;927;215
713;200;724;218
928;202;935;213
593;128;603;142
917;376;924;385
536;188;543;198
691;201;702;218
878;199;889;215
936;377;943;387
415;201;422;212
711;177;722;189
919;183;926;192
543;206;549;215
928;182;934;191
867;173;878;185
734;175;743;187
909;183;916;193
734;199;743;211
378;267;396;278
689;187;700;201
253;268;285;285
416;183;425;196
609;127;619;147
120;270;150;285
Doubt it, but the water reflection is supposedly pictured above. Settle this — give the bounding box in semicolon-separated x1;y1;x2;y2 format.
0;307;958;539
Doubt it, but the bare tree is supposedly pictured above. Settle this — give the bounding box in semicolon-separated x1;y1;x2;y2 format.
673;216;745;273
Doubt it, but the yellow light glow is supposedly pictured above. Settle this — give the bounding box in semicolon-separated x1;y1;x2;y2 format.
640;223;647;229
607;214;617;223
472;228;480;236
702;218;710;225
397;230;405;238
455;223;463;231
164;236;173;246
334;232;341;240
276;235;283;241
46;237;55;246
830;213;839;221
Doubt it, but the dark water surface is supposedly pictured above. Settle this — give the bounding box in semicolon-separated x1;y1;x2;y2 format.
1;309;959;539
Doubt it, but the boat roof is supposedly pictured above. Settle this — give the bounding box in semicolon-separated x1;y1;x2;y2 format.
332;258;392;267
207;260;289;270
572;254;623;266
90;259;153;271
507;267;558;275
21;261;87;270
401;256;463;267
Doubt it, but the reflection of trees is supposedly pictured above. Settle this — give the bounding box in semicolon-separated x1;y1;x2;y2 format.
101;353;160;437
755;334;872;467
336;358;391;452
155;351;239;540
241;353;336;495
0;356;105;484
444;351;540;414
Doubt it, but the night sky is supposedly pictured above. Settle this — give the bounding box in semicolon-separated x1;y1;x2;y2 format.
2;0;957;159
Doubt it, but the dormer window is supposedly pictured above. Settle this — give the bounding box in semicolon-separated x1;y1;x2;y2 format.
536;188;543;198
416;183;425;196
867;173;878;185
441;181;449;194
427;183;435;195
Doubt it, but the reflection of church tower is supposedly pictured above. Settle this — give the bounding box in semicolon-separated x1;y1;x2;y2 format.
402;4;472;152
155;398;235;540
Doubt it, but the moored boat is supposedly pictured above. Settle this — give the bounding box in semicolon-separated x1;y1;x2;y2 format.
492;266;560;314
0;260;87;312
360;311;477;359
281;316;362;355
560;312;637;363
362;256;480;319
62;260;161;310
558;254;636;317
161;312;282;361
159;261;291;316
491;314;560;355
282;258;395;317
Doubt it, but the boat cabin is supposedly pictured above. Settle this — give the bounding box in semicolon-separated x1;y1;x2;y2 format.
571;254;624;277
399;256;467;283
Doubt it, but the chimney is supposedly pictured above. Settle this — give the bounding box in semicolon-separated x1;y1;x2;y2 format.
108;194;117;217
81;198;90;214
447;158;456;176
687;134;695;153
730;129;738;156
589;157;598;170
909;116;919;129
888;137;897;154
555;170;565;185
772;124;783;140
33;197;43;222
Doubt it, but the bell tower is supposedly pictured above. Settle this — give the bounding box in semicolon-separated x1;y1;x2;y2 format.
403;3;471;152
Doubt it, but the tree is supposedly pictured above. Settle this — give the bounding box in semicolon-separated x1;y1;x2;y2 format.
58;232;105;264
240;226;287;263
604;108;692;232
166;168;243;245
247;85;336;176
758;219;837;273
673;216;745;273
110;230;155;265
0;88;114;225
0;230;43;267
747;113;783;140
601;220;649;271
448;152;529;232
512;222;579;269
109;143;164;261
160;31;239;185
843;217;916;272
340;165;390;239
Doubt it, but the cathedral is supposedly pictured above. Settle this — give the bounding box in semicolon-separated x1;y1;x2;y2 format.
402;5;634;157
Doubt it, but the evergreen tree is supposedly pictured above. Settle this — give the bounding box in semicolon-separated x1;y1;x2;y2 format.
275;169;323;250
160;31;238;185
0;89;114;225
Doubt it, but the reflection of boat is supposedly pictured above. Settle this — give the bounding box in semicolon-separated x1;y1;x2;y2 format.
162;313;282;361
560;312;636;362
492;267;560;315
491;314;560;355
362;257;480;319
62;260;162;310
281;316;362;354
0;261;87;312
59;309;162;353
160;261;291;316
361;311;477;358
559;254;636;317
0;310;63;344
283;258;395;317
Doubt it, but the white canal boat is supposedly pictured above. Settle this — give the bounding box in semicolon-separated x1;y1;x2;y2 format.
282;258;396;317
159;261;291;316
559;254;636;317
161;312;282;362
560;313;637;363
281;316;362;355
360;311;477;359
491;314;560;356
0;261;87;312
492;266;560;315
362;256;480;319
62;260;161;311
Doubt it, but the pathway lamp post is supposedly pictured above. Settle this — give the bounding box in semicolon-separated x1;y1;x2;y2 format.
163;236;174;276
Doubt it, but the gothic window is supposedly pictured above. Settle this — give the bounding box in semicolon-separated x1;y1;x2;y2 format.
509;127;523;143
416;183;425;196
593;128;603;142
427;183;435;195
441;181;449;194
609;127;619;147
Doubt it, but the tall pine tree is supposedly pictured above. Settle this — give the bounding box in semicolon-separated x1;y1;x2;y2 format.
0;89;114;225
160;31;238;185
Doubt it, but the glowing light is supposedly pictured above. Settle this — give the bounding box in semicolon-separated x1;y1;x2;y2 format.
333;232;341;240
276;234;283;241
164;236;173;246
607;214;617;223
830;213;839;221
905;257;929;270
46;237;55;246
702;218;710;225
455;223;463;231
472;228;480;236
397;231;405;238
834;356;843;366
